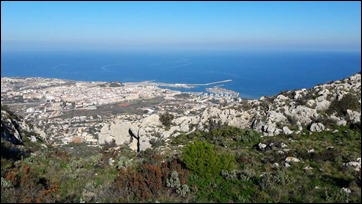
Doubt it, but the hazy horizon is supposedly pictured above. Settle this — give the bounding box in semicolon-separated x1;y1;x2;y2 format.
1;1;361;52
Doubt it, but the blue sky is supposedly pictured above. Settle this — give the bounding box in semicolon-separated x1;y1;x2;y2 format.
1;1;361;52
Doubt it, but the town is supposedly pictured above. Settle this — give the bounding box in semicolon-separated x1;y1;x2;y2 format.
1;77;242;146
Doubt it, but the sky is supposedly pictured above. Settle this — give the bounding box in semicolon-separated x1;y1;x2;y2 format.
1;1;361;52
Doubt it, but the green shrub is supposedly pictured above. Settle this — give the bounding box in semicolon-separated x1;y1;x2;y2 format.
182;141;235;178
327;93;360;117
166;171;190;197
159;112;174;127
205;118;224;131
237;129;261;146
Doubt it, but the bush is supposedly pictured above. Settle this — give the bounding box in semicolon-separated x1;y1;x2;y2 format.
237;129;261;146
205;118;224;131
285;114;298;127
182;141;235;178
4;163;58;203
112;158;189;202
327;93;360;117
159;112;174;127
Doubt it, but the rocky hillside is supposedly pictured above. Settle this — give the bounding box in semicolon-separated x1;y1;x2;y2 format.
99;73;361;151
1;108;24;145
1;74;360;203
0;105;42;145
1;105;45;157
250;72;361;136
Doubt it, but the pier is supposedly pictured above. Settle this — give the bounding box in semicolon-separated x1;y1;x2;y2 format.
186;79;232;86
158;79;233;88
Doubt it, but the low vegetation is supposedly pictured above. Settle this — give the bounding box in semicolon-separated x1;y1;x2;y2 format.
1;113;361;203
182;141;235;179
327;93;360;117
159;112;174;128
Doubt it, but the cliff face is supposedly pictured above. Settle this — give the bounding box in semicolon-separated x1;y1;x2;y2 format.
99;73;361;150
1;109;25;145
1;106;44;147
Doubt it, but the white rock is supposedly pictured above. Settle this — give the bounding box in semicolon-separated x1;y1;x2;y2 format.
277;94;289;101
109;158;115;166
307;99;316;107
285;157;300;163
258;143;267;150
336;120;347;126
304;166;313;170
344;158;361;171
310;123;325;132
282;126;293;135
326;146;334;150
30;135;37;143
278;150;285;154
341;187;351;194
315;100;331;111
290;106;318;125
347;109;361;123
293;90;303;100
318;89;330;97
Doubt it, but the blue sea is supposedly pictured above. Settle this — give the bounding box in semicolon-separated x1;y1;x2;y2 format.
1;50;361;99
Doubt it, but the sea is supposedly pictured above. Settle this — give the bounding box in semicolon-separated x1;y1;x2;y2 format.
1;50;361;99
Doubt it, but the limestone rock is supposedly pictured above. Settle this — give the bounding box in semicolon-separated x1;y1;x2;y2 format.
336;120;347;126
306;99;316;107
30;135;37;143
282;126;293;135
310;123;325;132
258;143;267;151
315;99;330;111
347;109;361;123
289;106;318;125
272;163;279;168
285;157;300;163
261;123;281;136
1;110;24;144
344;158;361;171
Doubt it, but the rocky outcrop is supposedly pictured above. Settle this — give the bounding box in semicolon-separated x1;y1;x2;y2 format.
199;106;251;129
99;114;163;151
1;110;24;145
98;73;361;151
249;73;360;136
173;115;200;133
289;106;319;125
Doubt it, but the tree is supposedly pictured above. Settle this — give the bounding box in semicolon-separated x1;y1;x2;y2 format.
129;128;141;153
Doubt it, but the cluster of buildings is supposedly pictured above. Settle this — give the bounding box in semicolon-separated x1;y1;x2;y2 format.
1;77;242;146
